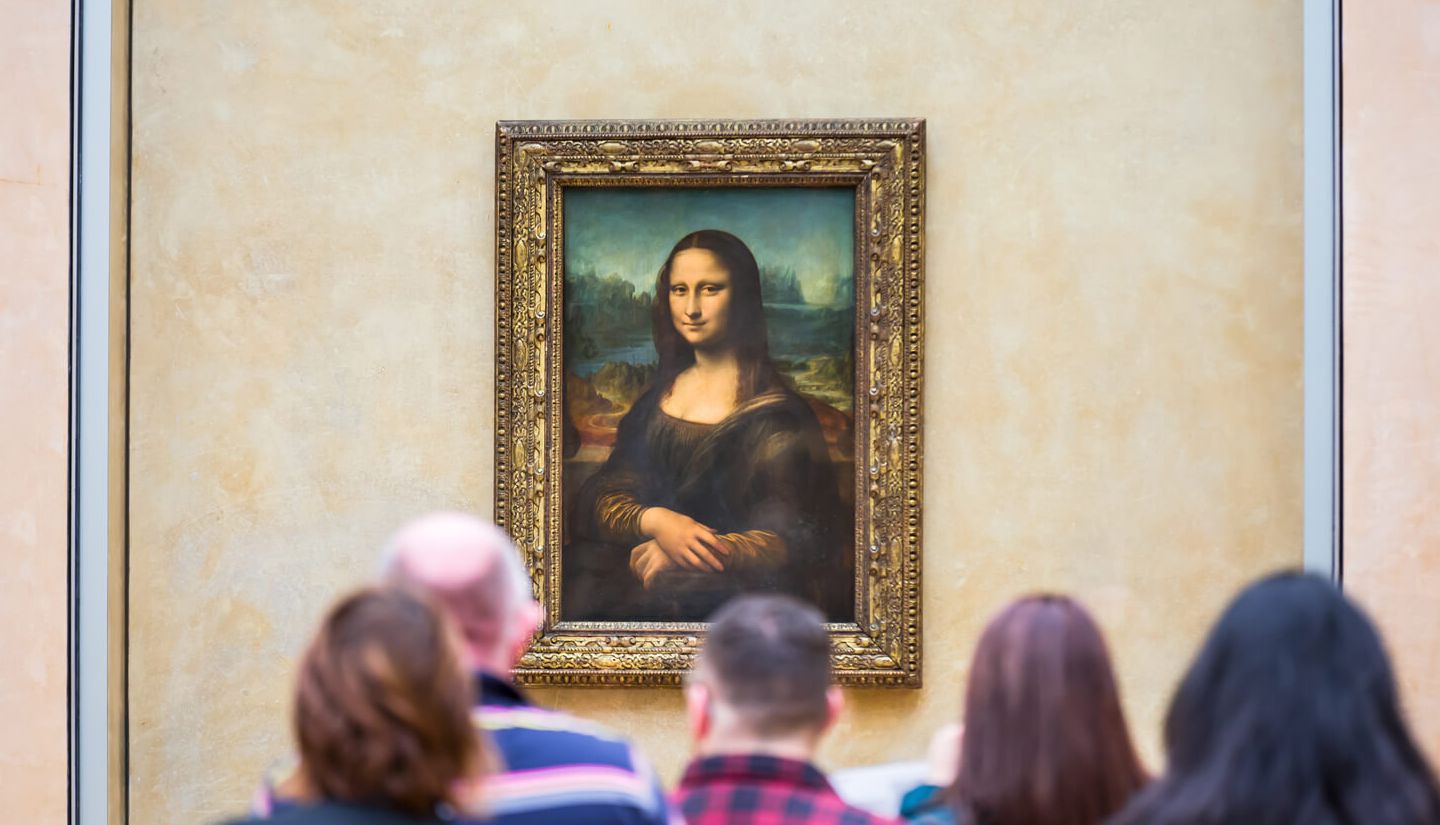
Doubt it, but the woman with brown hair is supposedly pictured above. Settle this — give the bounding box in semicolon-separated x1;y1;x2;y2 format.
219;586;488;824
901;595;1146;825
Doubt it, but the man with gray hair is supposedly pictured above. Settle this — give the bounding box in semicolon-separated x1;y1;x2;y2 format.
380;512;541;676
258;512;677;825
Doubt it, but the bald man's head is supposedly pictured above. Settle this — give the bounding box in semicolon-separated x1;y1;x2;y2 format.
380;512;539;673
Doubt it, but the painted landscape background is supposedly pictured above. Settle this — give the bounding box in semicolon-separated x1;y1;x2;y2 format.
562;186;856;503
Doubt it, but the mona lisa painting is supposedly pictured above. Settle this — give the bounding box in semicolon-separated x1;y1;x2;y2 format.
562;191;856;623
495;119;925;686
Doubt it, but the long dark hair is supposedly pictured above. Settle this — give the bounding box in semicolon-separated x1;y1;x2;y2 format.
949;595;1146;825
1110;572;1440;825
652;229;778;402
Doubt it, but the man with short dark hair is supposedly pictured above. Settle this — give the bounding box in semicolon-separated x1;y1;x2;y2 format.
676;594;896;825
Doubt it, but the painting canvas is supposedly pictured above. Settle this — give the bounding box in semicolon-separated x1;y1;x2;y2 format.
495;119;923;686
560;187;858;623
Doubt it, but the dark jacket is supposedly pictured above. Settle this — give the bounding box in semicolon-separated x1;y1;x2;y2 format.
219;801;438;825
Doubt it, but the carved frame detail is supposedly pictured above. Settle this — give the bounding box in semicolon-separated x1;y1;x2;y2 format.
495;119;925;687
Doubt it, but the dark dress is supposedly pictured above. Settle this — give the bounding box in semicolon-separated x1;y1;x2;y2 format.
564;382;853;622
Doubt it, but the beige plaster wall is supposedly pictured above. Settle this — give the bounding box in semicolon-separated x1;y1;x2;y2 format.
1341;0;1440;764
126;1;1304;822
0;0;72;821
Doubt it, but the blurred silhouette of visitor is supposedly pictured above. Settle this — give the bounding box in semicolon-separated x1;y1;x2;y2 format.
675;593;897;825
219;586;487;824
218;519;1440;825
1108;572;1440;825
900;595;1146;825
254;513;678;825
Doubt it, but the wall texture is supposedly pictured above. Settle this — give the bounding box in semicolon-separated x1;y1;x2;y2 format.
1341;0;1440;764
0;0;71;821
126;2;1304;822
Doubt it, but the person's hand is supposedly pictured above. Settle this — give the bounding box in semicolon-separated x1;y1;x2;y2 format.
630;540;677;589
638;507;728;572
926;722;964;786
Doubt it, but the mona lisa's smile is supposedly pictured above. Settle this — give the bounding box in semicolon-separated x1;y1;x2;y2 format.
668;248;733;350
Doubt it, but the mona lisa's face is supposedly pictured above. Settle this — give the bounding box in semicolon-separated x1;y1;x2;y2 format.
668;248;733;351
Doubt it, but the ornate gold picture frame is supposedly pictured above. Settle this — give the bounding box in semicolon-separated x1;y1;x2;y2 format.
495;119;924;686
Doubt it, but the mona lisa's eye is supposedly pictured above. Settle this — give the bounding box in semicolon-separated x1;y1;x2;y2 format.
700;284;724;295
670;285;688;295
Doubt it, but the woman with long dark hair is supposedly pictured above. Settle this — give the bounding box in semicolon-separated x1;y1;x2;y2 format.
219;587;488;824
565;229;851;622
1108;572;1440;825
902;595;1147;825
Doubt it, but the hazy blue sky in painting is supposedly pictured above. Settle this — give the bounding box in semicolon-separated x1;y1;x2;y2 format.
563;187;855;307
